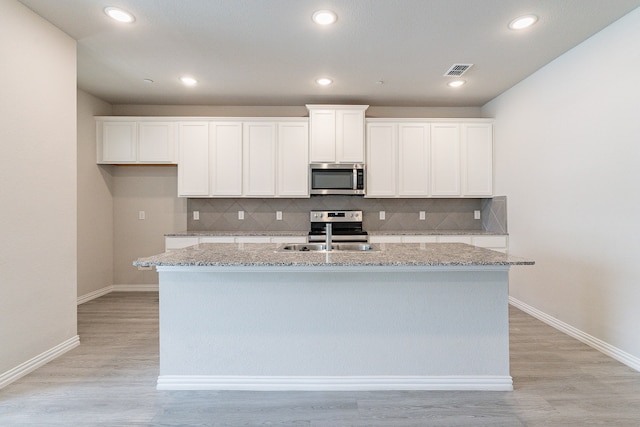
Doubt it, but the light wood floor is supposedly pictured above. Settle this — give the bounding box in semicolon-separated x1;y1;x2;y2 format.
1;292;639;426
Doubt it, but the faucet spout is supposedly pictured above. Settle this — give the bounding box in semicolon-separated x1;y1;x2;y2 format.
325;223;332;251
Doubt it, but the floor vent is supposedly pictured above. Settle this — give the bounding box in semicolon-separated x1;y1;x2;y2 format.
444;64;473;77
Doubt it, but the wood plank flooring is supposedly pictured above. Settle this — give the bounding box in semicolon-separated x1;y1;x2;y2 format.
1;292;639;426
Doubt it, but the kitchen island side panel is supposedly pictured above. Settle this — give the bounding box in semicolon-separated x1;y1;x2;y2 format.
158;269;509;386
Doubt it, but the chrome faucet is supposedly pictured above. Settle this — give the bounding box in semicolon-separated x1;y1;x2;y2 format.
325;223;332;251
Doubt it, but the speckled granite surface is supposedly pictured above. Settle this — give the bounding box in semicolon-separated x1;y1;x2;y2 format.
134;243;533;267
165;230;505;237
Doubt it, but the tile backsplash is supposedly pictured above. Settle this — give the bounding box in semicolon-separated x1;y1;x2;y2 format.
187;196;508;233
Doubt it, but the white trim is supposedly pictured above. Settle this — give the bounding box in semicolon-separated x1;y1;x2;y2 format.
0;336;80;390
509;297;640;372
157;375;513;391
112;284;159;292
77;285;113;305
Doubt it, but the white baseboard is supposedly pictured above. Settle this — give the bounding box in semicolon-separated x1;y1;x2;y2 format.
157;375;513;391
77;284;158;305
112;284;159;292
0;335;80;390
509;297;640;372
77;285;113;305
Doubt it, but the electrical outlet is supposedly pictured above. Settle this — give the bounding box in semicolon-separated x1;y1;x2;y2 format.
193;211;199;220
419;211;426;220
238;210;244;220
276;211;282;221
474;210;481;220
138;210;145;220
379;211;386;220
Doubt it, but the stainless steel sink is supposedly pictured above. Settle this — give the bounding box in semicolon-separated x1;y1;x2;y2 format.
279;243;377;252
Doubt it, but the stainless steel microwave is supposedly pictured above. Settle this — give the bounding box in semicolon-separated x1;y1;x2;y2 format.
309;163;365;195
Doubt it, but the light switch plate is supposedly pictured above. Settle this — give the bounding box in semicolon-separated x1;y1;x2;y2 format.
276;211;282;221
138;210;145;220
474;210;481;220
379;211;386;220
419;211;426;220
238;210;245;220
193;211;199;220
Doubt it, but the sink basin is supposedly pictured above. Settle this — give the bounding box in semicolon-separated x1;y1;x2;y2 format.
279;243;377;252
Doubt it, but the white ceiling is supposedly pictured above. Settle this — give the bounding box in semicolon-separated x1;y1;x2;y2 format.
18;0;640;107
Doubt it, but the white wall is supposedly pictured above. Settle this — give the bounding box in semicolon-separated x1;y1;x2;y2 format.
482;8;640;364
0;0;78;378
77;90;114;299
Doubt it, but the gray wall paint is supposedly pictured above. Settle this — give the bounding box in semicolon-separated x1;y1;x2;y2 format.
77;90;114;298
0;1;77;376
112;167;186;285
112;105;483;118
482;7;640;364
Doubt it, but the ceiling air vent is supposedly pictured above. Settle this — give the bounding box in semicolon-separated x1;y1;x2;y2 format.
444;64;473;77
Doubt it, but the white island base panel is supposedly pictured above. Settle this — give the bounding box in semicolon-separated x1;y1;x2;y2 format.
157;266;512;391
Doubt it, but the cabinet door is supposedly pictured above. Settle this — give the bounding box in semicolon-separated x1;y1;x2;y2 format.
336;109;365;163
210;122;243;196
461;123;493;196
278;122;309;197
178;122;209;196
138;121;176;163
366;123;397;197
101;121;137;162
398;123;430;196
309;109;336;162
243;122;276;196
430;123;461;196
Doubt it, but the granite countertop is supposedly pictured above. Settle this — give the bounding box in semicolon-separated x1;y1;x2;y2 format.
166;230;506;237
134;243;532;268
165;231;309;237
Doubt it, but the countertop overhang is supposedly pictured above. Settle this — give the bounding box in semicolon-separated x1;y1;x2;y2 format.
134;242;533;269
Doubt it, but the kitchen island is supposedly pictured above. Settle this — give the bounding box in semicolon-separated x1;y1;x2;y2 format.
134;243;533;391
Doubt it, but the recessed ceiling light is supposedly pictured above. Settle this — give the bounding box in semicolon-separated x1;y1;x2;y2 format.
509;14;538;30
312;10;337;25
180;76;198;86
104;6;135;23
447;80;466;88
316;77;333;86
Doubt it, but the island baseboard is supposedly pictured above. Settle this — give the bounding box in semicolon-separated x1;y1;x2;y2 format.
156;375;514;392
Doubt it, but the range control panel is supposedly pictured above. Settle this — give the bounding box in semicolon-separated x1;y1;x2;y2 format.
310;210;363;222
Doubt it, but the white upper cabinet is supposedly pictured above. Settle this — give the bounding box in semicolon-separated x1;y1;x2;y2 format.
176;118;309;198
243;122;277;196
430;123;461;196
398;123;430;196
365;119;492;198
209;122;243;196
97;119;176;164
138;122;176;163
366;122;397;197
307;105;368;163
461;123;493;196
178;122;210;197
277;122;309;197
100;121;136;163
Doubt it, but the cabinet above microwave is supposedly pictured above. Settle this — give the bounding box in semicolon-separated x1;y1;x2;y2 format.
307;105;368;164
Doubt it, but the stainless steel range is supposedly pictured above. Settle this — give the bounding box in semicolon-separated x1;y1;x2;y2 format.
308;210;368;243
